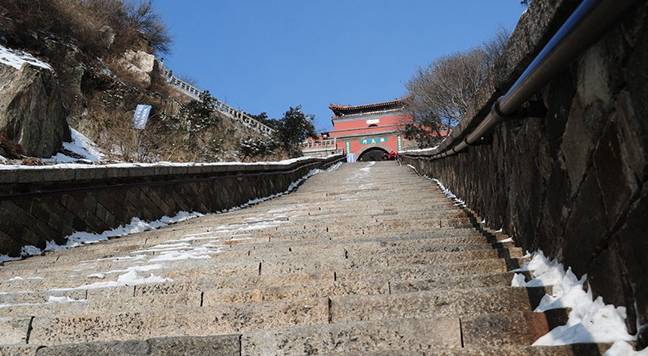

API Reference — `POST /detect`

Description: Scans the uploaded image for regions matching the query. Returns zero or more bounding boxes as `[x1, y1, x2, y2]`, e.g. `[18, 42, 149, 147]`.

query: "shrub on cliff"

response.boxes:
[1, 0, 171, 57]
[239, 137, 277, 161]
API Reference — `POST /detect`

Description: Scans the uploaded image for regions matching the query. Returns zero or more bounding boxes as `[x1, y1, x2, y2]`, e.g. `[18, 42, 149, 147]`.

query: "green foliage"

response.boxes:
[248, 112, 280, 130]
[273, 106, 316, 157]
[162, 91, 219, 134]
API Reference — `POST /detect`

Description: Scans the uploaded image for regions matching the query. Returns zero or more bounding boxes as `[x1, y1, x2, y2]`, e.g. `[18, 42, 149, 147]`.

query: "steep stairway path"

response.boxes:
[0, 162, 605, 355]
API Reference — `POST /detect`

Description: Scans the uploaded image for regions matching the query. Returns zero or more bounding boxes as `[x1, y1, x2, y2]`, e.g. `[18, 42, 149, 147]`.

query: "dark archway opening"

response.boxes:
[358, 147, 389, 161]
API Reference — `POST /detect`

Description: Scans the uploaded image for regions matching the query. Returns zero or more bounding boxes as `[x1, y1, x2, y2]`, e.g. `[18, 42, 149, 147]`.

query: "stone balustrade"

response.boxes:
[158, 62, 274, 137]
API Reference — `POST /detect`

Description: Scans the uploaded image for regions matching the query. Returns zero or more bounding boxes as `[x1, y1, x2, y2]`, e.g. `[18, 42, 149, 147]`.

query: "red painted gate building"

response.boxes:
[329, 99, 414, 161]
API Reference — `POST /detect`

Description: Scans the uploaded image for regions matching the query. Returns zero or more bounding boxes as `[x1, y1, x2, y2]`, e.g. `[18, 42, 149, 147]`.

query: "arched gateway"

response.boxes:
[357, 147, 389, 161]
[328, 99, 416, 161]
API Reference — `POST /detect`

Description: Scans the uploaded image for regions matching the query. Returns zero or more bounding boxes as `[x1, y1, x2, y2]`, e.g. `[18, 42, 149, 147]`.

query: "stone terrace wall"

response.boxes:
[403, 0, 648, 339]
[0, 155, 344, 258]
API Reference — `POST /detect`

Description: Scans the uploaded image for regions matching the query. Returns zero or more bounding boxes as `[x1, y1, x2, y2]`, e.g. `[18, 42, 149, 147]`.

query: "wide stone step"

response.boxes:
[0, 229, 495, 275]
[241, 316, 461, 355]
[28, 298, 329, 346]
[0, 252, 518, 295]
[330, 287, 542, 322]
[6, 287, 548, 346]
[1, 335, 241, 355]
[0, 272, 524, 318]
[461, 310, 570, 347]
[328, 344, 612, 355]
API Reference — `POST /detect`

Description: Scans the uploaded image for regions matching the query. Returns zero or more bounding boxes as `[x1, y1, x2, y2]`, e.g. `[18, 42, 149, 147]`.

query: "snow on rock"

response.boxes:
[511, 251, 636, 346]
[0, 44, 52, 71]
[48, 128, 105, 163]
[0, 154, 6, 164]
[605, 341, 648, 356]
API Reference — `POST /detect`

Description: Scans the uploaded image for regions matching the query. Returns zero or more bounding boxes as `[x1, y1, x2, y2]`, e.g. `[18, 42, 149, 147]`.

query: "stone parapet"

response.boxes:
[0, 155, 344, 258]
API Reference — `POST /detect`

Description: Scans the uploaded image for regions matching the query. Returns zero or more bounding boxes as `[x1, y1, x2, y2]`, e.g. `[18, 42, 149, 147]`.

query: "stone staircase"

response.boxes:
[0, 162, 609, 355]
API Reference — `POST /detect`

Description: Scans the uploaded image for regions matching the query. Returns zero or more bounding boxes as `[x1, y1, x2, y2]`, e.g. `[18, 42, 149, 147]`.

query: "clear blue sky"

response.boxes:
[155, 1, 524, 132]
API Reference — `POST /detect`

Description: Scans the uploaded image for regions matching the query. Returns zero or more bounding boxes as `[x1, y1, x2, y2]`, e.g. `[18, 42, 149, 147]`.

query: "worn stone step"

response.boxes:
[27, 335, 240, 356]
[330, 287, 544, 323]
[461, 310, 570, 347]
[241, 316, 461, 355]
[337, 259, 510, 284]
[0, 254, 514, 295]
[0, 271, 527, 319]
[0, 229, 494, 275]
[327, 344, 613, 355]
[28, 297, 329, 346]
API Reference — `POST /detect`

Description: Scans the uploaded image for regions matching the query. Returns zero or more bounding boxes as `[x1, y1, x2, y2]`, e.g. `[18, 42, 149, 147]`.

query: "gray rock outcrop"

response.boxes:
[0, 62, 70, 157]
[117, 50, 155, 88]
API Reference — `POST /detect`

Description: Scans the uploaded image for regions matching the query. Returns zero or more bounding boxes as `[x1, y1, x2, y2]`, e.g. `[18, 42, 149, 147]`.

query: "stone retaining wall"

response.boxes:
[403, 1, 648, 339]
[0, 155, 344, 258]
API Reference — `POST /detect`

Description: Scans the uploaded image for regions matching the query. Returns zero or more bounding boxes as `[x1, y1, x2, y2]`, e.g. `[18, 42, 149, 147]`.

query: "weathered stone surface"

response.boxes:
[0, 62, 70, 157]
[117, 50, 155, 88]
[36, 335, 240, 356]
[0, 317, 30, 345]
[241, 317, 461, 355]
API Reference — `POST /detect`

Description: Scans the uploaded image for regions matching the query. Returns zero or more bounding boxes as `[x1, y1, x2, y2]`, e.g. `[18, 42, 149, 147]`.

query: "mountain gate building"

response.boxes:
[329, 99, 414, 161]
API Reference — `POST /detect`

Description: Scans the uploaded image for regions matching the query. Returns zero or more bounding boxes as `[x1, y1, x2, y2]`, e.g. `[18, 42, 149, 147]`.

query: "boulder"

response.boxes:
[98, 25, 115, 50]
[117, 50, 156, 88]
[0, 62, 70, 157]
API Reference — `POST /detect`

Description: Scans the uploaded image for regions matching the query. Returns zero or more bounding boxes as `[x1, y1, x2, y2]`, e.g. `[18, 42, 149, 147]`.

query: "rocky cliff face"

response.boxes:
[0, 49, 70, 157]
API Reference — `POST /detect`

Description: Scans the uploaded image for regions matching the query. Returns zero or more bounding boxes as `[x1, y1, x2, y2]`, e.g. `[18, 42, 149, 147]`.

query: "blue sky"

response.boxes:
[156, 1, 524, 132]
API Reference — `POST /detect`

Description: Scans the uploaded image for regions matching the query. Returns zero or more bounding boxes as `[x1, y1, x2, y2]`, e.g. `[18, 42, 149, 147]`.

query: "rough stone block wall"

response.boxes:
[0, 155, 343, 258]
[404, 1, 648, 338]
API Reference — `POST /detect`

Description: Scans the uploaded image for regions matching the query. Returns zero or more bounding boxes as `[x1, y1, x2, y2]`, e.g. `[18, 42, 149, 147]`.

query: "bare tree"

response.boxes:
[125, 0, 172, 54]
[404, 29, 510, 146]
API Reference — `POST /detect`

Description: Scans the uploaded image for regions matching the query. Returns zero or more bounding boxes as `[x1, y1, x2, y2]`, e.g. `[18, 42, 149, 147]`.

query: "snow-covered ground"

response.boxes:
[0, 44, 52, 71]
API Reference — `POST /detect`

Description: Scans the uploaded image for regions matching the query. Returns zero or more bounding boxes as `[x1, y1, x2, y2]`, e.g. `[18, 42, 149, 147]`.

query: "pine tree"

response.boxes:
[273, 106, 316, 157]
